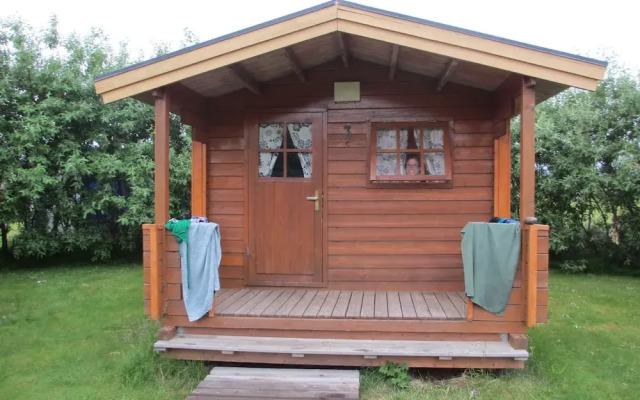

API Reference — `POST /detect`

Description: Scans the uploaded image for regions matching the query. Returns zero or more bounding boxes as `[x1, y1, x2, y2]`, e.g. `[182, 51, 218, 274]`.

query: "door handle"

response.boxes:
[306, 190, 320, 211]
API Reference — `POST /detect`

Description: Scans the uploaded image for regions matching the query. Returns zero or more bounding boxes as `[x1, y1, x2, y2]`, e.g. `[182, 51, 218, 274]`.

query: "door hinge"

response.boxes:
[246, 246, 250, 258]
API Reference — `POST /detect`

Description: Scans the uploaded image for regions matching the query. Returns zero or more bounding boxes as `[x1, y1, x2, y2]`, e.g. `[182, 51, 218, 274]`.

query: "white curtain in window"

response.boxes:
[376, 153, 398, 175]
[376, 129, 397, 175]
[258, 123, 284, 177]
[399, 128, 421, 149]
[287, 123, 313, 178]
[423, 128, 444, 149]
[425, 153, 446, 175]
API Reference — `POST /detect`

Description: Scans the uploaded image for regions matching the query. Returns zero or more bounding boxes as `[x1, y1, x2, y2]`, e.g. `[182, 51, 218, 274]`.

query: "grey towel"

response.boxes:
[462, 222, 521, 316]
[180, 222, 221, 321]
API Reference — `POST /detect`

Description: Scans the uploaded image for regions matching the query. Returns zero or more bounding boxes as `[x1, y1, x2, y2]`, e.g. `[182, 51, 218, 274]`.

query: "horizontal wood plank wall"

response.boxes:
[201, 58, 495, 293]
[208, 121, 246, 289]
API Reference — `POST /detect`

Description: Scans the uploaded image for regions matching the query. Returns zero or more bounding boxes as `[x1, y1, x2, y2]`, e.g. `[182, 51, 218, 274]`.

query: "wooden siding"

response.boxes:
[205, 58, 495, 292]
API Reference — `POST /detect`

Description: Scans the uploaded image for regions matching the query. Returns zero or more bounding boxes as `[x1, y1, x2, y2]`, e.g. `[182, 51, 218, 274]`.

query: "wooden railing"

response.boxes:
[142, 224, 164, 320]
[524, 224, 550, 327]
[465, 223, 550, 326]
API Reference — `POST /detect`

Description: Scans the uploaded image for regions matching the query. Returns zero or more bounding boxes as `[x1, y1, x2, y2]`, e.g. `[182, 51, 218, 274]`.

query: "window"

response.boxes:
[258, 122, 312, 178]
[369, 122, 452, 185]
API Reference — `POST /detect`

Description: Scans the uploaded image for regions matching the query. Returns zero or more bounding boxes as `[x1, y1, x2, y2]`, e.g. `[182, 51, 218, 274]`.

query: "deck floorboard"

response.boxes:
[212, 288, 466, 320]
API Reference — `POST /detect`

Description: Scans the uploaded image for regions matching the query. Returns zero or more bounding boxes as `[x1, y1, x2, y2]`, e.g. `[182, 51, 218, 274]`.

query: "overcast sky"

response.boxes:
[3, 0, 639, 75]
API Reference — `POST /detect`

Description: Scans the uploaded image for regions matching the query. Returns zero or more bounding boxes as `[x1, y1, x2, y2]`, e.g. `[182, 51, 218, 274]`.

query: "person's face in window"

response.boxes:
[405, 157, 420, 175]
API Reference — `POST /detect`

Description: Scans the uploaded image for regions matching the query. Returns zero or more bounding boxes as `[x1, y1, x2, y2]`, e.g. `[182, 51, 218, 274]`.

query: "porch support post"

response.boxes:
[191, 126, 208, 218]
[493, 121, 511, 218]
[153, 88, 171, 225]
[519, 77, 536, 224]
[520, 77, 537, 327]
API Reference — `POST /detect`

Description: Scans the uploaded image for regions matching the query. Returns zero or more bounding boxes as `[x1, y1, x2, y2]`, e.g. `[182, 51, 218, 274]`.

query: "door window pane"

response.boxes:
[288, 123, 312, 149]
[259, 152, 283, 177]
[259, 123, 285, 149]
[287, 152, 312, 178]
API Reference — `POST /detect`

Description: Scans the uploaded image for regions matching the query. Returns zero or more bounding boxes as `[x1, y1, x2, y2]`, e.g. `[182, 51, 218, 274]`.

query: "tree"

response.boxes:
[512, 61, 640, 270]
[0, 17, 192, 262]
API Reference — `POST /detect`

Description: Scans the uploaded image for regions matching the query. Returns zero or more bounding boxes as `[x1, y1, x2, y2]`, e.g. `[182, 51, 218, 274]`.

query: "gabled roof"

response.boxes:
[94, 0, 607, 104]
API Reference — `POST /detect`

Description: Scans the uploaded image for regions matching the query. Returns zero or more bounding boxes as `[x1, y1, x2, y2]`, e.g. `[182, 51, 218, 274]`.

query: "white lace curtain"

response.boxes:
[287, 123, 313, 178]
[376, 128, 445, 176]
[424, 128, 445, 175]
[258, 123, 284, 177]
[376, 129, 397, 175]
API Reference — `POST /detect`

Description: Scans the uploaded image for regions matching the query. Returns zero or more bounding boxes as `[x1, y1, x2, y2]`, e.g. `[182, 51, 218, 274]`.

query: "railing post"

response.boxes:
[525, 222, 539, 327]
[148, 224, 164, 320]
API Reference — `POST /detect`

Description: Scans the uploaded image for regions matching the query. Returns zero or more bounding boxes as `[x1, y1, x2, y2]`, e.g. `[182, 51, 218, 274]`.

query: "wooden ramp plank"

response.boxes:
[188, 367, 360, 400]
[360, 291, 375, 319]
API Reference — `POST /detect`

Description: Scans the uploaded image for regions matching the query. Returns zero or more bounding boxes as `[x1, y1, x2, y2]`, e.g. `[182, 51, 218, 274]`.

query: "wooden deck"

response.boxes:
[213, 288, 466, 320]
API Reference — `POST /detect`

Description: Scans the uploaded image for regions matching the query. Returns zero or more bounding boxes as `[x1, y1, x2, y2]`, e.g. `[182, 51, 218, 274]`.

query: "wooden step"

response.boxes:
[156, 334, 529, 361]
[186, 366, 360, 399]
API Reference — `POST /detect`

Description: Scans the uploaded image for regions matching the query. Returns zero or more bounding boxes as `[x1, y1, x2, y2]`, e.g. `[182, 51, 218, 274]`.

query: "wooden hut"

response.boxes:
[94, 1, 606, 368]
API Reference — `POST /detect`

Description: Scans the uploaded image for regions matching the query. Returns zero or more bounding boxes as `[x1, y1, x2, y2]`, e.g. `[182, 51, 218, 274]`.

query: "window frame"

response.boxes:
[367, 120, 453, 188]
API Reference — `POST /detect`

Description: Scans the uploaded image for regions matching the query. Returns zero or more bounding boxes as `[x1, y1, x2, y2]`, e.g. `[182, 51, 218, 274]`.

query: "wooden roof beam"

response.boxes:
[283, 47, 306, 82]
[165, 83, 209, 116]
[227, 64, 261, 95]
[336, 32, 350, 68]
[437, 59, 458, 92]
[388, 45, 400, 80]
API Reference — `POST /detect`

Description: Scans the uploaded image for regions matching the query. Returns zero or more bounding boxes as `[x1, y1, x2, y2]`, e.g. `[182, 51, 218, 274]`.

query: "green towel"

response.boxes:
[166, 219, 191, 287]
[462, 222, 521, 316]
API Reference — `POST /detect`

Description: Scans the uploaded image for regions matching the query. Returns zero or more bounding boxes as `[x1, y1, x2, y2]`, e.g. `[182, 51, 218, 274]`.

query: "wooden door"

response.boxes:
[247, 112, 324, 286]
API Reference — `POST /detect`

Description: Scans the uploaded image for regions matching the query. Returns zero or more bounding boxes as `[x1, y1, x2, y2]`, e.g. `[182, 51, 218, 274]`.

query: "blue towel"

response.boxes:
[179, 222, 221, 321]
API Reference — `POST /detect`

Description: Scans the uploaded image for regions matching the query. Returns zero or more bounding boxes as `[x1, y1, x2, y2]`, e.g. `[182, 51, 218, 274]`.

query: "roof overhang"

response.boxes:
[94, 1, 607, 105]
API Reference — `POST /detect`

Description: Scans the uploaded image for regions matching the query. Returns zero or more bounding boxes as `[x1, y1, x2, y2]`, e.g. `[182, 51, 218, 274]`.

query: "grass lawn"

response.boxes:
[0, 264, 207, 400]
[1, 265, 639, 399]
